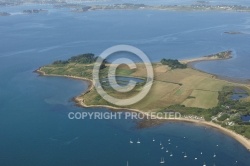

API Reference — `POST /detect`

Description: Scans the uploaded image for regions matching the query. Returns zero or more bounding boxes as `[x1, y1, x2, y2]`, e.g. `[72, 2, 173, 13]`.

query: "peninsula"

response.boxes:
[37, 51, 250, 149]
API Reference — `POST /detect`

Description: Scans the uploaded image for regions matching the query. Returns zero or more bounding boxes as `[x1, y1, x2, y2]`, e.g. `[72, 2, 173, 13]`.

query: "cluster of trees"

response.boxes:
[53, 53, 97, 65]
[53, 60, 69, 65]
[218, 86, 250, 115]
[215, 86, 250, 134]
[52, 53, 107, 69]
[68, 53, 96, 64]
[160, 59, 187, 69]
[217, 114, 230, 121]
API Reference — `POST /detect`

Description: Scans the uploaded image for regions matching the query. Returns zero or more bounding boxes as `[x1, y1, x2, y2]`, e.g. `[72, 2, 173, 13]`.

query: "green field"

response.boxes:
[39, 61, 244, 110]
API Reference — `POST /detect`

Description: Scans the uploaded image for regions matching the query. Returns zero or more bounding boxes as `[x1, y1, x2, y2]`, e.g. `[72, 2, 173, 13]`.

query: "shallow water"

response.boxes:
[241, 115, 250, 122]
[230, 88, 249, 100]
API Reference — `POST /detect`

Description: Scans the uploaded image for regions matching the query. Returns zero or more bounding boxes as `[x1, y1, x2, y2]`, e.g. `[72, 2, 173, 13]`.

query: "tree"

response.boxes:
[160, 59, 187, 69]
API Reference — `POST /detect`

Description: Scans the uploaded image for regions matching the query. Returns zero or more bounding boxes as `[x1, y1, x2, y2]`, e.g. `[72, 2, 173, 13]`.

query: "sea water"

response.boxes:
[0, 4, 250, 166]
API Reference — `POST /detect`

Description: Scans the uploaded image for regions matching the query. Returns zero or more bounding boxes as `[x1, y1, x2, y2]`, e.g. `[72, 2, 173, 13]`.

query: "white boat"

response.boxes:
[170, 153, 173, 157]
[129, 139, 133, 144]
[160, 142, 162, 146]
[161, 146, 164, 150]
[153, 138, 155, 142]
[201, 152, 203, 155]
[137, 139, 141, 144]
[194, 158, 198, 160]
[184, 153, 187, 158]
[203, 162, 206, 166]
[166, 149, 169, 153]
[168, 139, 171, 142]
[213, 153, 216, 158]
[160, 157, 165, 164]
[127, 161, 129, 166]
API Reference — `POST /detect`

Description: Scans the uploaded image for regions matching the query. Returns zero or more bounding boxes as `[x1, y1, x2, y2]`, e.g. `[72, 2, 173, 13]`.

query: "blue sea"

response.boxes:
[0, 3, 250, 166]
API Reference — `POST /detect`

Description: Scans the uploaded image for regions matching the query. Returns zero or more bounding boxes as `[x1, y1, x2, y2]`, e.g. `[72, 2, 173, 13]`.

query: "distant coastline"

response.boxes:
[1, 1, 250, 13]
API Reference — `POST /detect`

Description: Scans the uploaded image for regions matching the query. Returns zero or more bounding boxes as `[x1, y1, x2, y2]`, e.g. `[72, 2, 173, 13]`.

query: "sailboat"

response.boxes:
[213, 153, 216, 158]
[129, 139, 133, 144]
[137, 138, 141, 144]
[160, 157, 165, 164]
[184, 153, 187, 158]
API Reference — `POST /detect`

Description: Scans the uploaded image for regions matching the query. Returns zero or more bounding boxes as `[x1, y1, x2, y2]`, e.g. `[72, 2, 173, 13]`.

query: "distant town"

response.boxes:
[72, 3, 250, 13]
[1, 0, 250, 15]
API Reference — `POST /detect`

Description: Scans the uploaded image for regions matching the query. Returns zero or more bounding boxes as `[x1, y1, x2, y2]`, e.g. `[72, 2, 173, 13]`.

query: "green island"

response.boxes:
[37, 50, 250, 149]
